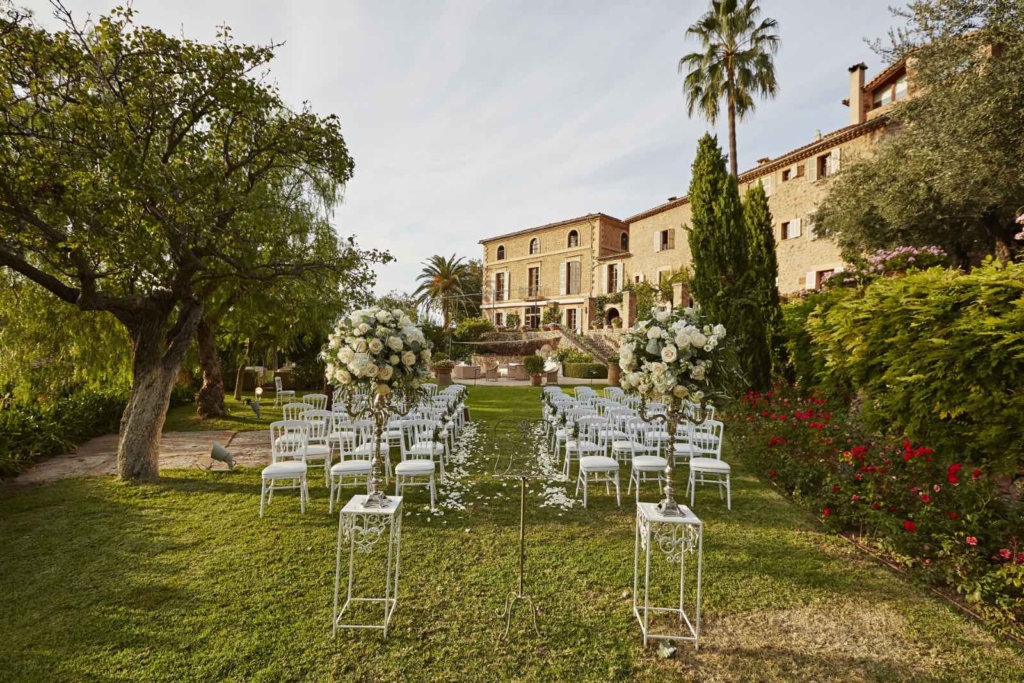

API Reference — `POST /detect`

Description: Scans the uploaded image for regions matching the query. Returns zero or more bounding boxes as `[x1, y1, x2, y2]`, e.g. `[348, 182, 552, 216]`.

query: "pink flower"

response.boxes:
[933, 484, 941, 492]
[920, 494, 931, 504]
[999, 548, 1012, 560]
[966, 536, 978, 546]
[851, 494, 860, 501]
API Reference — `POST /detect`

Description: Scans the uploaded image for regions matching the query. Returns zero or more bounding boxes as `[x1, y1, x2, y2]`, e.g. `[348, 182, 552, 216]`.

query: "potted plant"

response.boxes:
[523, 354, 545, 387]
[431, 359, 456, 387]
[506, 312, 521, 330]
[611, 316, 623, 329]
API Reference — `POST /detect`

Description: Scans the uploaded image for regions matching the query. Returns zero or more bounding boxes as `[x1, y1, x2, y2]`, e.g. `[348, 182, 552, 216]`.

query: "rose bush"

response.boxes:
[729, 384, 1023, 636]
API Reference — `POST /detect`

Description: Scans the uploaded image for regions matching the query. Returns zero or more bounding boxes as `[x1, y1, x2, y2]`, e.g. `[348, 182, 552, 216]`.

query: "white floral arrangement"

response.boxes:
[618, 306, 729, 405]
[323, 307, 432, 395]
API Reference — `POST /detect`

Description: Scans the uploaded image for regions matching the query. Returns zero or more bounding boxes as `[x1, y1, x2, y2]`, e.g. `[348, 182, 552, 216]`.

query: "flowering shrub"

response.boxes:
[323, 307, 431, 396]
[730, 385, 1023, 635]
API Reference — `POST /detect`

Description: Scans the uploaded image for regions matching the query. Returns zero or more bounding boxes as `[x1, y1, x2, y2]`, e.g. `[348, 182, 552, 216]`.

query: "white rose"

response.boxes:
[661, 345, 678, 363]
[387, 336, 403, 352]
[336, 369, 351, 385]
[690, 332, 708, 349]
[422, 349, 432, 362]
[691, 365, 706, 381]
[655, 309, 670, 323]
[353, 338, 368, 353]
[402, 351, 417, 366]
[338, 347, 354, 364]
[376, 310, 392, 323]
[358, 323, 370, 336]
[390, 354, 400, 365]
[713, 324, 726, 338]
[376, 383, 391, 396]
[368, 338, 384, 355]
[647, 326, 662, 340]
[329, 336, 341, 349]
[378, 365, 394, 381]
[673, 385, 689, 398]
[365, 363, 379, 378]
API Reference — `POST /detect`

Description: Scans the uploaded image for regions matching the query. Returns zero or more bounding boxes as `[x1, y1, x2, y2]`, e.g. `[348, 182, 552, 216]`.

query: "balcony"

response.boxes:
[482, 284, 568, 304]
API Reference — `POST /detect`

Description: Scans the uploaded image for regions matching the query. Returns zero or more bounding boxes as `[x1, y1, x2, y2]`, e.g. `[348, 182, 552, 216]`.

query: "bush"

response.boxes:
[454, 317, 494, 343]
[0, 389, 126, 479]
[799, 260, 1024, 477]
[523, 355, 545, 375]
[729, 385, 1023, 635]
[542, 303, 561, 325]
[562, 363, 607, 380]
[555, 348, 593, 364]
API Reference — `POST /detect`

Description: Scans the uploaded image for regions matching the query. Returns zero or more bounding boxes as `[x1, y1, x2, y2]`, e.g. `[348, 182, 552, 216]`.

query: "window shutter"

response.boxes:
[832, 147, 842, 174]
[806, 270, 818, 290]
[653, 231, 661, 253]
[668, 229, 676, 249]
[806, 215, 817, 240]
[615, 264, 622, 291]
[792, 218, 802, 239]
[506, 271, 511, 299]
[809, 157, 818, 182]
[763, 176, 772, 196]
[559, 261, 567, 296]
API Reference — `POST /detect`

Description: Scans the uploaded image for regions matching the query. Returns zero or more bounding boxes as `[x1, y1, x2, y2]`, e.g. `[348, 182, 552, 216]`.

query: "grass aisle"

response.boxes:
[1, 386, 1021, 682]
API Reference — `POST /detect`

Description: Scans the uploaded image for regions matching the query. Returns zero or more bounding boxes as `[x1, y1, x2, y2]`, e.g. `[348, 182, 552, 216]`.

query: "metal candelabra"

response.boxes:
[637, 397, 711, 516]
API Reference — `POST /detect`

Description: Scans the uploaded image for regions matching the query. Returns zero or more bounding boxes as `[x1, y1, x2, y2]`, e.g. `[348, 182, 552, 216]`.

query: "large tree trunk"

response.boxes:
[232, 338, 253, 401]
[117, 302, 202, 482]
[196, 317, 227, 419]
[727, 90, 738, 178]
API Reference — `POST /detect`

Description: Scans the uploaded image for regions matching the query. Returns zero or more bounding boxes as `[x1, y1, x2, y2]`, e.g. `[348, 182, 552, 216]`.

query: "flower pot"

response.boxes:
[436, 370, 452, 387]
[530, 374, 542, 386]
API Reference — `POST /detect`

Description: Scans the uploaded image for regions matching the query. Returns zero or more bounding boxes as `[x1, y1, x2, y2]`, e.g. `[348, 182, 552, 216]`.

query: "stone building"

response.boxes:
[480, 57, 912, 331]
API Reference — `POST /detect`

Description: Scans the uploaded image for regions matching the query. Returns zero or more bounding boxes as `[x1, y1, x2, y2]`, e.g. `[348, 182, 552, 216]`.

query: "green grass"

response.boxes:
[2, 386, 1021, 682]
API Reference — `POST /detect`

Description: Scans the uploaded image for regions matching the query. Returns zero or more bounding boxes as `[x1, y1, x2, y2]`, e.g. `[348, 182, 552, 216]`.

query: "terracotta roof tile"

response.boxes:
[479, 212, 625, 244]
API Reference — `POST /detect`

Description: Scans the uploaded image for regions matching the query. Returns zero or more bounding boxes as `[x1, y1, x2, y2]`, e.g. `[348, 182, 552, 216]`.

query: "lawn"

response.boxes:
[1, 386, 1021, 682]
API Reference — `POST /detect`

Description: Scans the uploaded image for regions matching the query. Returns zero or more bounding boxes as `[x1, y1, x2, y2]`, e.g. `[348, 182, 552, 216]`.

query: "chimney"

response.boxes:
[813, 129, 822, 142]
[848, 63, 867, 126]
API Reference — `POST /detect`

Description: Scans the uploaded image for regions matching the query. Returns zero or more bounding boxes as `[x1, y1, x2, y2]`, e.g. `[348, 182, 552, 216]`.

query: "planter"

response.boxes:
[436, 370, 452, 387]
[607, 363, 621, 387]
[545, 370, 559, 385]
[530, 374, 542, 386]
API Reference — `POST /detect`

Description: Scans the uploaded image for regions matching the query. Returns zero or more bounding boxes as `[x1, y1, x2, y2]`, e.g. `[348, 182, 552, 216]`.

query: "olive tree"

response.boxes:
[0, 4, 359, 480]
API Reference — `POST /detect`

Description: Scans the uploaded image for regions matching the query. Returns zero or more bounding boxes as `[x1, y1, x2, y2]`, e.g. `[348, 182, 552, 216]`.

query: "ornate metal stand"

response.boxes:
[637, 399, 711, 516]
[333, 494, 404, 639]
[491, 419, 547, 639]
[633, 502, 703, 649]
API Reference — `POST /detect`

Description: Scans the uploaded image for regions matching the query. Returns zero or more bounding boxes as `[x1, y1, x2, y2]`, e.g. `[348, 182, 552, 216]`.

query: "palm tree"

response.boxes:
[679, 0, 780, 178]
[413, 254, 469, 329]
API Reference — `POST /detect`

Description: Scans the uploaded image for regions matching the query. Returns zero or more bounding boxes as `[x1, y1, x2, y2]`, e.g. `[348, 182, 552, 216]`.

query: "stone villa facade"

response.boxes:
[480, 57, 911, 332]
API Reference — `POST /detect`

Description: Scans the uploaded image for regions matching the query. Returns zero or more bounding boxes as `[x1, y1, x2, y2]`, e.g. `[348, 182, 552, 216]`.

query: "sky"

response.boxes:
[26, 0, 903, 295]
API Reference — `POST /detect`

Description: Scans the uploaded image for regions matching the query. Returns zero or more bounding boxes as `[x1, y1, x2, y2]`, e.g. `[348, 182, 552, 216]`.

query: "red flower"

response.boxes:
[851, 494, 860, 501]
[822, 508, 831, 517]
[971, 469, 982, 481]
[920, 494, 931, 504]
[948, 512, 960, 520]
[850, 445, 869, 461]
[872, 502, 882, 510]
[769, 470, 777, 479]
[903, 520, 916, 533]
[889, 505, 898, 513]
[768, 436, 787, 448]
[947, 463, 962, 485]
[832, 485, 841, 493]
[966, 536, 978, 546]
[999, 548, 1012, 560]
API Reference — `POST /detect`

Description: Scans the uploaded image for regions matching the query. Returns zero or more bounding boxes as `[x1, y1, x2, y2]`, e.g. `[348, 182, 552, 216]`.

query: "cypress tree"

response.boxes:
[743, 181, 782, 389]
[686, 134, 757, 384]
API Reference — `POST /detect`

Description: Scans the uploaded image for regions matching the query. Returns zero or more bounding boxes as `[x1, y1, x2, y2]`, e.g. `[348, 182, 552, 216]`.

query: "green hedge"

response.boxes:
[785, 260, 1024, 476]
[562, 363, 608, 380]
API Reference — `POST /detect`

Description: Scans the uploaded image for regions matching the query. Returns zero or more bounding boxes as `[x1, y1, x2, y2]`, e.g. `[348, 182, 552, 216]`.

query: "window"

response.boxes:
[607, 264, 619, 293]
[527, 266, 540, 298]
[565, 261, 582, 295]
[762, 175, 772, 196]
[567, 230, 579, 248]
[529, 238, 540, 255]
[494, 311, 504, 327]
[815, 270, 835, 289]
[873, 84, 893, 109]
[620, 232, 629, 251]
[782, 168, 792, 182]
[565, 308, 578, 331]
[494, 272, 506, 301]
[496, 245, 505, 261]
[894, 75, 908, 102]
[656, 229, 675, 252]
[781, 218, 802, 240]
[525, 305, 541, 330]
[817, 153, 831, 178]
[795, 164, 806, 178]
[635, 275, 642, 284]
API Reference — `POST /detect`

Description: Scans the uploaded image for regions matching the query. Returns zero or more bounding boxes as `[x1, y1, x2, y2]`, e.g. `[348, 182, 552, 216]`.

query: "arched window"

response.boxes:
[567, 230, 579, 248]
[496, 245, 505, 260]
[529, 237, 540, 255]
[620, 231, 629, 251]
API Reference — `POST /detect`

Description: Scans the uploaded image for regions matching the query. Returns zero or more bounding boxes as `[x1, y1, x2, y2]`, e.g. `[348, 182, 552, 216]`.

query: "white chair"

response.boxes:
[396, 420, 439, 511]
[273, 376, 295, 407]
[261, 420, 310, 517]
[349, 419, 392, 485]
[421, 383, 438, 398]
[282, 402, 308, 421]
[623, 419, 668, 502]
[686, 420, 730, 510]
[302, 393, 328, 411]
[574, 419, 620, 508]
[563, 415, 604, 477]
[299, 409, 334, 486]
[328, 418, 372, 513]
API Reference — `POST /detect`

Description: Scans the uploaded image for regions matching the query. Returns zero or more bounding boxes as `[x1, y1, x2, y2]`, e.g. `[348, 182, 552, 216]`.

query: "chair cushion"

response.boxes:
[305, 445, 331, 458]
[409, 443, 444, 456]
[580, 455, 619, 471]
[331, 460, 371, 474]
[611, 440, 640, 450]
[632, 455, 668, 470]
[566, 440, 603, 452]
[263, 461, 307, 477]
[689, 457, 730, 473]
[328, 431, 357, 441]
[395, 460, 435, 475]
[352, 443, 389, 456]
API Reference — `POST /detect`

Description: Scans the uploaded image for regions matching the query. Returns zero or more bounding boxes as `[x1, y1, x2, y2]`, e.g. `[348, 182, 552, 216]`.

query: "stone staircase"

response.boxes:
[557, 328, 616, 365]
